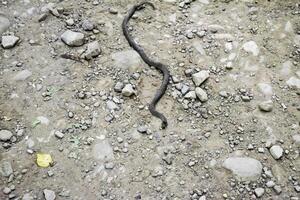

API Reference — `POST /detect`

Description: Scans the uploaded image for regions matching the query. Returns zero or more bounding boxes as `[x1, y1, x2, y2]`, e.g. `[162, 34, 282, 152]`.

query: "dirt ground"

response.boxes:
[0, 0, 300, 199]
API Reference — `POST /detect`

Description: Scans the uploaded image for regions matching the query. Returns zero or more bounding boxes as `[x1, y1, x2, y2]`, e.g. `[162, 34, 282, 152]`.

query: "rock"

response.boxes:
[273, 185, 282, 194]
[54, 131, 64, 139]
[286, 77, 300, 90]
[184, 91, 196, 99]
[106, 100, 119, 111]
[3, 187, 11, 194]
[22, 193, 34, 200]
[65, 18, 74, 26]
[82, 19, 94, 31]
[270, 145, 283, 160]
[266, 180, 275, 188]
[0, 130, 13, 141]
[13, 69, 32, 81]
[257, 83, 273, 97]
[258, 100, 273, 112]
[104, 162, 115, 169]
[243, 41, 259, 56]
[223, 157, 262, 181]
[111, 50, 142, 72]
[195, 87, 208, 102]
[114, 82, 124, 92]
[122, 84, 135, 97]
[254, 187, 265, 198]
[0, 161, 13, 177]
[292, 134, 300, 145]
[192, 70, 210, 86]
[92, 140, 114, 160]
[61, 30, 84, 47]
[1, 35, 19, 49]
[0, 14, 10, 35]
[43, 189, 56, 200]
[85, 41, 101, 60]
[137, 126, 147, 134]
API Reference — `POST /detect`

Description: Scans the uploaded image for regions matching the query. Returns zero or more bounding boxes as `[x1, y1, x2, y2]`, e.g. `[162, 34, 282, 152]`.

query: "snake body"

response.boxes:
[122, 2, 170, 129]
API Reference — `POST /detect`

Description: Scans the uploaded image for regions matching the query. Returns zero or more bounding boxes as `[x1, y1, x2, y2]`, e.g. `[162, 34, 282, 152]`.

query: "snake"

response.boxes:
[122, 1, 170, 129]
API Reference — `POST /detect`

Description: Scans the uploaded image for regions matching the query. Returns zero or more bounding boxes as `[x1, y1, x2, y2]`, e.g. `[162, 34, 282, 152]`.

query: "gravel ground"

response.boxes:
[0, 0, 300, 199]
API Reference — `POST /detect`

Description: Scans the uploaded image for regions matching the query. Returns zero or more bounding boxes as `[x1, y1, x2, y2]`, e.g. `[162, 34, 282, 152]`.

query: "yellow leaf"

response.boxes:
[36, 153, 53, 168]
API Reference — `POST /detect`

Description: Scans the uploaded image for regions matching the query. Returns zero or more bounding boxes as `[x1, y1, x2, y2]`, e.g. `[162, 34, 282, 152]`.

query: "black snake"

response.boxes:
[122, 2, 170, 129]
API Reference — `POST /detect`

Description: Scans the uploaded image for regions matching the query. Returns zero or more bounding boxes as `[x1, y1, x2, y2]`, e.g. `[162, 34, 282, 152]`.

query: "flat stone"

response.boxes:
[258, 100, 273, 112]
[1, 35, 19, 49]
[192, 70, 210, 86]
[92, 140, 114, 160]
[0, 161, 13, 177]
[114, 82, 124, 93]
[43, 189, 56, 200]
[286, 77, 300, 90]
[122, 84, 135, 97]
[184, 91, 196, 99]
[111, 50, 142, 72]
[22, 193, 34, 200]
[254, 187, 265, 198]
[54, 131, 64, 139]
[0, 14, 10, 35]
[0, 130, 13, 141]
[223, 157, 262, 181]
[13, 69, 32, 81]
[61, 30, 84, 47]
[243, 41, 259, 56]
[270, 145, 283, 160]
[195, 87, 208, 102]
[85, 41, 101, 60]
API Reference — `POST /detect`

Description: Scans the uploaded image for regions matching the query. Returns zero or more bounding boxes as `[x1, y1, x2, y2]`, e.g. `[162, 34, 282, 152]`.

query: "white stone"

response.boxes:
[192, 70, 210, 86]
[54, 131, 64, 139]
[254, 188, 265, 198]
[199, 0, 210, 4]
[223, 157, 262, 181]
[85, 41, 101, 60]
[195, 87, 208, 102]
[270, 145, 283, 160]
[43, 189, 56, 200]
[122, 84, 135, 97]
[1, 35, 19, 49]
[286, 77, 300, 90]
[0, 130, 13, 141]
[111, 50, 142, 72]
[61, 30, 84, 47]
[243, 41, 259, 56]
[257, 83, 273, 97]
[13, 70, 32, 81]
[184, 91, 196, 99]
[106, 100, 119, 111]
[258, 100, 273, 112]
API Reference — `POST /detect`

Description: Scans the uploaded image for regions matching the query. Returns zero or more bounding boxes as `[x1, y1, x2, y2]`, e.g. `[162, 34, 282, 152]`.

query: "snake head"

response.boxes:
[161, 121, 168, 129]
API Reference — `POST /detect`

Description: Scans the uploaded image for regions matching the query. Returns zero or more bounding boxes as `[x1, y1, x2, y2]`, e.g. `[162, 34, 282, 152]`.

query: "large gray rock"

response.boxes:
[195, 87, 208, 102]
[1, 35, 19, 49]
[0, 130, 13, 141]
[286, 77, 300, 90]
[13, 69, 32, 81]
[0, 161, 13, 177]
[61, 30, 84, 47]
[192, 70, 210, 86]
[270, 145, 283, 160]
[0, 14, 10, 35]
[85, 41, 101, 60]
[223, 157, 262, 181]
[43, 189, 56, 200]
[111, 50, 142, 72]
[122, 84, 135, 97]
